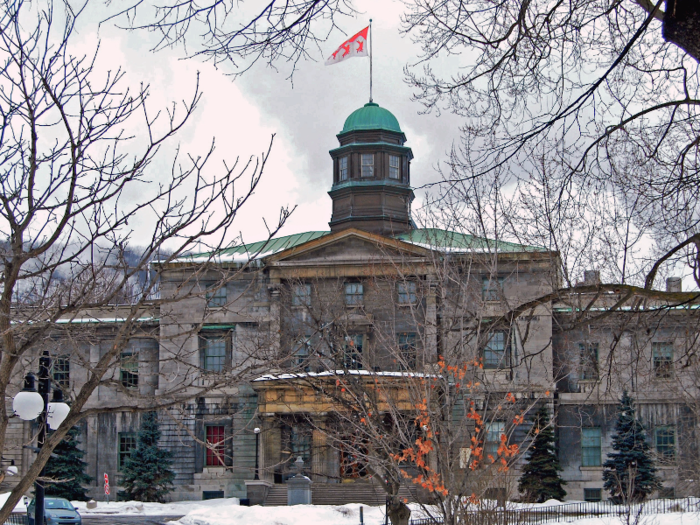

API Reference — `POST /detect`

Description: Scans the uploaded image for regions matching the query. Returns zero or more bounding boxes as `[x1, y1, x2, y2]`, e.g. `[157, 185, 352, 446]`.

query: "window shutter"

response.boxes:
[194, 418, 204, 472]
[225, 421, 234, 467]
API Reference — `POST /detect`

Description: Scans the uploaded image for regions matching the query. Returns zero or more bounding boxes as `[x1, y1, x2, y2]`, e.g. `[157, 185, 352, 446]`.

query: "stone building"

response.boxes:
[6, 102, 699, 504]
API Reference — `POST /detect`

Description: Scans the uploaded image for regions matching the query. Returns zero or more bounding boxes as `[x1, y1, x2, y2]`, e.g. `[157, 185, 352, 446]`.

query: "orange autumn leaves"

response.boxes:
[391, 388, 524, 499]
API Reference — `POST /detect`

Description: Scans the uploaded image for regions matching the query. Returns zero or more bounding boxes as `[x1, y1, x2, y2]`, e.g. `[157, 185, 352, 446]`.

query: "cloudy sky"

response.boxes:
[75, 0, 464, 246]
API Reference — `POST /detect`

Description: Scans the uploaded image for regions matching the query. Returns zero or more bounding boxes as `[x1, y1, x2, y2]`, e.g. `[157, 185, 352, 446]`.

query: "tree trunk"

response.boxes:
[388, 496, 411, 525]
[663, 0, 700, 62]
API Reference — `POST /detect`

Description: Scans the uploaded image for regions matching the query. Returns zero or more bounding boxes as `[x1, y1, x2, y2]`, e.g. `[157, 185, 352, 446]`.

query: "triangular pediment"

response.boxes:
[265, 228, 433, 265]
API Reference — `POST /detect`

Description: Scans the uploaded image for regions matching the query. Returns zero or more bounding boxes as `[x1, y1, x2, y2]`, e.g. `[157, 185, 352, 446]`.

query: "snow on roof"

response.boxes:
[55, 316, 158, 324]
[254, 370, 436, 381]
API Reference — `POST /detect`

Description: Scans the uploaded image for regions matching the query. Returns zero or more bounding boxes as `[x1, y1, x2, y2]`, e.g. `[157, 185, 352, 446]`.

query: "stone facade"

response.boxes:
[5, 102, 699, 505]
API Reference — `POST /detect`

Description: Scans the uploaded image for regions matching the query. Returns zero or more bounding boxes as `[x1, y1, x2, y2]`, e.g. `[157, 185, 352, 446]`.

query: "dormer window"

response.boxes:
[339, 156, 349, 181]
[389, 155, 400, 179]
[361, 154, 374, 177]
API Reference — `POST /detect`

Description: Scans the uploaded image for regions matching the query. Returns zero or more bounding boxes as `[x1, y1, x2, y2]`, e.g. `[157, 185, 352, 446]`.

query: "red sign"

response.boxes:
[104, 473, 110, 495]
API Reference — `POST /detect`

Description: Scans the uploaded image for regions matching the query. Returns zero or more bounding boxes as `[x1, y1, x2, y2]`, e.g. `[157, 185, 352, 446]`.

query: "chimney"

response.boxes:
[583, 270, 600, 286]
[666, 277, 682, 293]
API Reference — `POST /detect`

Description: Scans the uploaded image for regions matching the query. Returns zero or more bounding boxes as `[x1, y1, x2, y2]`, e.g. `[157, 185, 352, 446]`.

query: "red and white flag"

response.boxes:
[325, 26, 369, 66]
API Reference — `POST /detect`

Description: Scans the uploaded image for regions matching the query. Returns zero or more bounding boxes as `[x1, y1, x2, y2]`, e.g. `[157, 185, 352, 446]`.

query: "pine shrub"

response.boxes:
[602, 391, 661, 503]
[118, 412, 175, 502]
[44, 425, 93, 501]
[518, 405, 567, 502]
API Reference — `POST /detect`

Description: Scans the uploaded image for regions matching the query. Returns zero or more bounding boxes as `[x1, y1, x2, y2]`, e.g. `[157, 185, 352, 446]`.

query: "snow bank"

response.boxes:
[175, 503, 388, 525]
[172, 503, 700, 525]
[72, 497, 239, 516]
[0, 492, 28, 513]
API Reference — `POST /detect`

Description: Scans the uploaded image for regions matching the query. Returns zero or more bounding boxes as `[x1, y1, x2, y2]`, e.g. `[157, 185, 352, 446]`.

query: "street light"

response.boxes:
[254, 427, 261, 480]
[12, 351, 70, 525]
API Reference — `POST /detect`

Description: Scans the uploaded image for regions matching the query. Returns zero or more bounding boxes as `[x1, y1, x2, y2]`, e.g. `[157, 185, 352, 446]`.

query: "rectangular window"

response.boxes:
[339, 156, 349, 181]
[118, 432, 137, 470]
[397, 332, 417, 370]
[52, 355, 70, 389]
[293, 340, 311, 371]
[584, 488, 602, 502]
[345, 282, 364, 306]
[205, 425, 226, 466]
[120, 351, 138, 389]
[344, 334, 364, 370]
[292, 284, 311, 307]
[485, 421, 505, 459]
[483, 330, 510, 369]
[206, 283, 227, 308]
[361, 154, 374, 177]
[397, 281, 417, 304]
[655, 426, 676, 461]
[389, 155, 400, 179]
[579, 343, 599, 380]
[658, 487, 675, 499]
[482, 276, 505, 301]
[291, 425, 312, 465]
[201, 334, 228, 373]
[203, 491, 224, 500]
[653, 342, 674, 379]
[581, 427, 602, 467]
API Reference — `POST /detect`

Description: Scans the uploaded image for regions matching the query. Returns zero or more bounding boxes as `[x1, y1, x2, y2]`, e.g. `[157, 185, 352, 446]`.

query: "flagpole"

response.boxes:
[369, 19, 373, 103]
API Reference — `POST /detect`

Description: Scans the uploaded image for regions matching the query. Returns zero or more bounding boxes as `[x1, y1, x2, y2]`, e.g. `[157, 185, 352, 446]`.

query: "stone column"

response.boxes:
[268, 283, 281, 358]
[262, 418, 280, 484]
[312, 419, 328, 482]
[425, 276, 438, 364]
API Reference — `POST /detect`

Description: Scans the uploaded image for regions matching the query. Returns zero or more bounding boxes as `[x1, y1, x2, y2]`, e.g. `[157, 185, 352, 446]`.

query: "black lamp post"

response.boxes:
[12, 351, 70, 525]
[254, 427, 261, 480]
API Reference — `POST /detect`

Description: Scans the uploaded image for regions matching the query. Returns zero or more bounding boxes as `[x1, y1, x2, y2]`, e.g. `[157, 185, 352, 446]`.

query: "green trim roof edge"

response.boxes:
[184, 227, 548, 260]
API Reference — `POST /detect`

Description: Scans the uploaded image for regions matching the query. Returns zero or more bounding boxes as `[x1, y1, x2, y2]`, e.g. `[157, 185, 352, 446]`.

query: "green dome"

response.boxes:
[341, 102, 402, 134]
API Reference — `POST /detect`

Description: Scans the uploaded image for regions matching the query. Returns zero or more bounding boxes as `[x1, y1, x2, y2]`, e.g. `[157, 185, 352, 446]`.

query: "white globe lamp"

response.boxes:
[47, 389, 70, 430]
[13, 374, 44, 421]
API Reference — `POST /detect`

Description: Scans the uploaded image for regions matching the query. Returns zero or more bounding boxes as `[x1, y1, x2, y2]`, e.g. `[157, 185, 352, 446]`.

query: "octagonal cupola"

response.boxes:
[328, 102, 415, 236]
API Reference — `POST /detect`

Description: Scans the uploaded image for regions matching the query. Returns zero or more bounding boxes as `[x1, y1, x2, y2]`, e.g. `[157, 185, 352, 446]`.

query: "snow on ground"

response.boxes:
[560, 515, 700, 525]
[2, 493, 700, 525]
[72, 497, 239, 516]
[170, 504, 700, 525]
[0, 492, 29, 513]
[174, 502, 389, 525]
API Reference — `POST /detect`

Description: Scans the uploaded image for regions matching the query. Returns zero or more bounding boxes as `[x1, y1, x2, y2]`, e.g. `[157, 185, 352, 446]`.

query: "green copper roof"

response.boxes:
[394, 229, 548, 253]
[177, 228, 547, 264]
[215, 231, 330, 257]
[341, 102, 402, 134]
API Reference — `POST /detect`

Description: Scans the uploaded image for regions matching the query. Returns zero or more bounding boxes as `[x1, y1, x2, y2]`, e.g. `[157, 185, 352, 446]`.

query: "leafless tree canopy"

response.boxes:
[0, 0, 289, 520]
[111, 0, 358, 77]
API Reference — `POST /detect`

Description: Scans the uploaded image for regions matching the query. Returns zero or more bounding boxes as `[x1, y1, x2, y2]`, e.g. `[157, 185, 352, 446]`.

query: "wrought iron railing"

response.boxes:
[3, 514, 27, 525]
[409, 497, 700, 525]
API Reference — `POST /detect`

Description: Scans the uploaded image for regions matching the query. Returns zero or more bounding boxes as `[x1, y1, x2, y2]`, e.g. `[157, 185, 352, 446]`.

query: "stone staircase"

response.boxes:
[263, 481, 419, 506]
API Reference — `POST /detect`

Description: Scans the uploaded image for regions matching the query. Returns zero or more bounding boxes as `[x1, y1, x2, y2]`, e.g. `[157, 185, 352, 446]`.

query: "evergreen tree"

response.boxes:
[602, 391, 661, 503]
[118, 412, 175, 502]
[44, 426, 93, 501]
[518, 405, 567, 502]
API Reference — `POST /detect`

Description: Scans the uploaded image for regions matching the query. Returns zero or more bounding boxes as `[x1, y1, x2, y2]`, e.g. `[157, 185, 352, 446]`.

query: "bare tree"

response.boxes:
[0, 0, 290, 520]
[110, 0, 359, 78]
[402, 0, 700, 290]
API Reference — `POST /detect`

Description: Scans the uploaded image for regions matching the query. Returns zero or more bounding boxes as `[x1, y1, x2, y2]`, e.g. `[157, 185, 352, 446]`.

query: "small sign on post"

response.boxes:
[104, 473, 110, 503]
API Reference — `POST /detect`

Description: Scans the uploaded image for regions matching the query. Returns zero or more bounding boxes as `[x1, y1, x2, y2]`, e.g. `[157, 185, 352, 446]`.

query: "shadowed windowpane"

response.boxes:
[581, 428, 601, 467]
